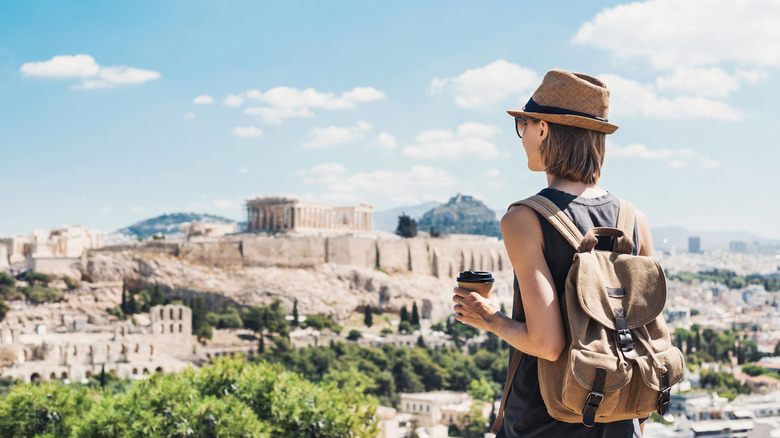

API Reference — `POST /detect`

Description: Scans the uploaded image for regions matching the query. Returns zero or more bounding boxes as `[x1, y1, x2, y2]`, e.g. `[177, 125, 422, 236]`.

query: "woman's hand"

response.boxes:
[452, 287, 502, 332]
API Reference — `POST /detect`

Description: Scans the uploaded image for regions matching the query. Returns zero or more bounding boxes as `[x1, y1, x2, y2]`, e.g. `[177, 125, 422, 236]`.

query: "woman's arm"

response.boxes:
[453, 204, 566, 362]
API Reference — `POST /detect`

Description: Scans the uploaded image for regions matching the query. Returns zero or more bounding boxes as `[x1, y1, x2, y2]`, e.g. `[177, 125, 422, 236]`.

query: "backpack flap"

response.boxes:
[574, 251, 667, 331]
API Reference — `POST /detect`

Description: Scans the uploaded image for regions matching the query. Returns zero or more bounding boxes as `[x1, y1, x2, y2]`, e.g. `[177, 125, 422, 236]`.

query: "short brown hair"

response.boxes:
[538, 121, 606, 184]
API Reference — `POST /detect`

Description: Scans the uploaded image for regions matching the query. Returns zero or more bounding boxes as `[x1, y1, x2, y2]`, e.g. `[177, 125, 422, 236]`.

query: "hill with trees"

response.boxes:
[417, 194, 501, 238]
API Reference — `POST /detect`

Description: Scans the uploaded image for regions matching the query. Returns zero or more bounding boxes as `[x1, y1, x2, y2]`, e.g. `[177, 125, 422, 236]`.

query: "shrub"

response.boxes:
[347, 330, 362, 341]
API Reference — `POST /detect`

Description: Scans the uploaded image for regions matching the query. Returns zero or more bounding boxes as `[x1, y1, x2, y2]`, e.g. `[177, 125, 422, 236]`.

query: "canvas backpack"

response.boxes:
[491, 195, 685, 433]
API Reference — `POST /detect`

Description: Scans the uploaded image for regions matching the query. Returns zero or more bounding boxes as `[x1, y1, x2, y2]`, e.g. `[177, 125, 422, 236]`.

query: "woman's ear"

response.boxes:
[538, 120, 549, 142]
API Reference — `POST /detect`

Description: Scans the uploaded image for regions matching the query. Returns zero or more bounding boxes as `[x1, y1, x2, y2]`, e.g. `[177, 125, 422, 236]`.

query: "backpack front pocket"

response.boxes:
[562, 348, 633, 420]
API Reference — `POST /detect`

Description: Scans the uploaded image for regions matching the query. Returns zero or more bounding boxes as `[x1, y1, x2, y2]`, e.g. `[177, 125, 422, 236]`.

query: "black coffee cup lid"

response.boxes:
[457, 270, 494, 283]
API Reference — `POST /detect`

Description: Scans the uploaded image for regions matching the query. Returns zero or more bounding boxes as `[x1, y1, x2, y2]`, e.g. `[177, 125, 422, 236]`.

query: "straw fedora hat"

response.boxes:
[507, 70, 618, 134]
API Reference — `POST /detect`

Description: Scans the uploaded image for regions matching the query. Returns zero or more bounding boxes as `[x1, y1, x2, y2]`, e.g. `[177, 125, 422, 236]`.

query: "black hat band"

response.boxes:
[523, 98, 608, 123]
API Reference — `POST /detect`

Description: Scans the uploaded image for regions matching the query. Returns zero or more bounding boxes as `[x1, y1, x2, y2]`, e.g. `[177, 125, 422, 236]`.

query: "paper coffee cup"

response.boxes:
[457, 270, 494, 298]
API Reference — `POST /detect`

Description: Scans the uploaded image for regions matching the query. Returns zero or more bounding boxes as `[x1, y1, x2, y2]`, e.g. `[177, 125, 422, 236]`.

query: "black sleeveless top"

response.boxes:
[497, 188, 641, 438]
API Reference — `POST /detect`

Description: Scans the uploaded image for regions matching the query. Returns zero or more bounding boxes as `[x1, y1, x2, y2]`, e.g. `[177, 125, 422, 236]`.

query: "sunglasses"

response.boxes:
[515, 117, 528, 138]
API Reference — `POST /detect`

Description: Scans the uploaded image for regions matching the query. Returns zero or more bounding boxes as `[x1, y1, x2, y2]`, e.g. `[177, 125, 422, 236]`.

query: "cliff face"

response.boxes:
[84, 235, 513, 322]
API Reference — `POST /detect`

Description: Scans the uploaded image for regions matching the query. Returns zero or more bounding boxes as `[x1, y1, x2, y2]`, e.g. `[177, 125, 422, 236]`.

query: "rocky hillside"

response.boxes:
[417, 194, 501, 238]
[117, 213, 243, 239]
[81, 251, 499, 323]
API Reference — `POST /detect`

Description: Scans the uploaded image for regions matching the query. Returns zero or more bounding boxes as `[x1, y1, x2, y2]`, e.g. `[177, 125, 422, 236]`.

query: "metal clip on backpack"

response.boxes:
[491, 195, 685, 433]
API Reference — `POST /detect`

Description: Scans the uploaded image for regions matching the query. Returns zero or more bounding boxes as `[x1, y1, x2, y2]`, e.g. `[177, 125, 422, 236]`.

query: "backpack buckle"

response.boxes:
[615, 329, 637, 359]
[657, 387, 675, 421]
[586, 391, 604, 408]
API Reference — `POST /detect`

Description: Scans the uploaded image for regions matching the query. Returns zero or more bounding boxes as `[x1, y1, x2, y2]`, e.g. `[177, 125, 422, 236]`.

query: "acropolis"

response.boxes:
[246, 197, 373, 233]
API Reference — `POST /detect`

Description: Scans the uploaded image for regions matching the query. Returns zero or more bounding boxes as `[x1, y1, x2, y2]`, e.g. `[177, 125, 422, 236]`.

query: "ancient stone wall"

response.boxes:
[108, 235, 512, 279]
[179, 242, 243, 267]
[242, 236, 327, 268]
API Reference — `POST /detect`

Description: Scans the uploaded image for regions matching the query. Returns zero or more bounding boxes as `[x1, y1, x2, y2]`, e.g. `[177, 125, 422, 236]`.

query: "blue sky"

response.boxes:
[2, 0, 780, 238]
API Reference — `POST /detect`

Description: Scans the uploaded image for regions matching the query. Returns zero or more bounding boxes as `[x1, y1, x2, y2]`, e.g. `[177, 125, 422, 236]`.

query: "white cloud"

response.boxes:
[655, 67, 768, 99]
[303, 121, 372, 149]
[607, 141, 696, 160]
[238, 167, 248, 173]
[403, 123, 501, 159]
[573, 0, 780, 70]
[429, 60, 539, 109]
[310, 163, 346, 174]
[21, 55, 160, 89]
[131, 206, 146, 212]
[232, 126, 264, 138]
[193, 95, 214, 105]
[238, 86, 385, 124]
[372, 132, 398, 150]
[183, 112, 196, 120]
[304, 165, 457, 207]
[482, 168, 501, 178]
[75, 66, 161, 90]
[20, 54, 99, 78]
[600, 74, 744, 121]
[223, 94, 244, 107]
[99, 207, 112, 215]
[243, 107, 313, 125]
[607, 140, 719, 169]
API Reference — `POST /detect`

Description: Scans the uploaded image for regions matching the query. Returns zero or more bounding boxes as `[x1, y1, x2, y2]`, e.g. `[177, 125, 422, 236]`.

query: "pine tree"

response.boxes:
[395, 214, 417, 238]
[258, 335, 265, 353]
[416, 334, 426, 348]
[411, 302, 420, 328]
[291, 299, 299, 327]
[364, 305, 373, 327]
[121, 287, 128, 315]
[400, 305, 409, 323]
[127, 291, 139, 315]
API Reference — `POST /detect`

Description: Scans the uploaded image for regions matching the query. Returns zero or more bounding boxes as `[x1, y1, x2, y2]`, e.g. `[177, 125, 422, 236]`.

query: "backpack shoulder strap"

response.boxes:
[508, 195, 583, 250]
[614, 198, 636, 253]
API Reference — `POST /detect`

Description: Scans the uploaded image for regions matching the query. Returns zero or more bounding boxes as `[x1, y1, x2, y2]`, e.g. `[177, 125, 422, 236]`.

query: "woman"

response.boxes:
[452, 70, 652, 437]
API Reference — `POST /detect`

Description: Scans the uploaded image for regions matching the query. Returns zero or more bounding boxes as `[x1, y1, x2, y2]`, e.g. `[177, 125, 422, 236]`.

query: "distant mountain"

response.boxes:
[373, 201, 440, 232]
[417, 194, 501, 238]
[652, 226, 780, 253]
[117, 213, 242, 239]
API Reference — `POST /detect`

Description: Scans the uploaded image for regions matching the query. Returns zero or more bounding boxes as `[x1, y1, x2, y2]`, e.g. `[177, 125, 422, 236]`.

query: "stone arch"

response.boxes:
[155, 366, 163, 373]
[169, 324, 174, 333]
[50, 372, 56, 380]
[178, 324, 183, 333]
[61, 372, 68, 379]
[169, 308, 174, 319]
[498, 254, 504, 271]
[30, 373, 41, 383]
[143, 368, 149, 375]
[160, 324, 165, 334]
[132, 368, 138, 375]
[85, 371, 92, 378]
[159, 308, 164, 319]
[179, 308, 183, 320]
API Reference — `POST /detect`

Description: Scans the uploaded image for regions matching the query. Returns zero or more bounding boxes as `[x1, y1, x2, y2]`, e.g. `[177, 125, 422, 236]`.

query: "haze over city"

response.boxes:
[2, 0, 780, 238]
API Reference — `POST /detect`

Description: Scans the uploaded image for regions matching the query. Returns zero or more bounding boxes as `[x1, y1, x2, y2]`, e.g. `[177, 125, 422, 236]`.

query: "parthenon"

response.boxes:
[246, 197, 373, 233]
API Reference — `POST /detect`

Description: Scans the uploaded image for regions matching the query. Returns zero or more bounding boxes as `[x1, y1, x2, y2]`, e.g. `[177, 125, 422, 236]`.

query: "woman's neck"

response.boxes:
[546, 174, 607, 198]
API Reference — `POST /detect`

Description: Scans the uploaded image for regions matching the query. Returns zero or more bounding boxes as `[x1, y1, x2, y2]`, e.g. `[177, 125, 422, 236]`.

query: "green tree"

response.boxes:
[398, 321, 413, 334]
[411, 302, 420, 328]
[395, 214, 417, 238]
[364, 305, 373, 327]
[196, 324, 213, 342]
[62, 275, 81, 291]
[468, 377, 494, 402]
[459, 403, 490, 438]
[0, 300, 8, 323]
[347, 330, 362, 341]
[400, 305, 409, 323]
[24, 271, 51, 286]
[291, 298, 299, 327]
